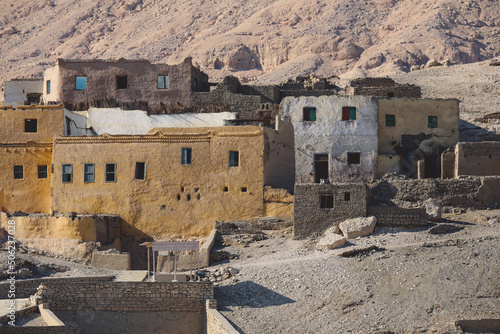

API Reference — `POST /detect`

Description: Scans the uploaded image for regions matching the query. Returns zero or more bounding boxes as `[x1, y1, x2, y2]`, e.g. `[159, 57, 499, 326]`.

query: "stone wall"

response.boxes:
[0, 276, 114, 299]
[41, 281, 213, 312]
[367, 206, 428, 227]
[369, 176, 500, 208]
[294, 183, 368, 238]
[455, 141, 500, 177]
[206, 300, 239, 334]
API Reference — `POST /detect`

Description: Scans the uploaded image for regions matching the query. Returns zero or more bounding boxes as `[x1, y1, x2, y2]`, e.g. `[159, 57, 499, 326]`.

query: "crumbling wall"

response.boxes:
[369, 176, 500, 208]
[294, 183, 368, 238]
[455, 141, 500, 177]
[348, 77, 422, 98]
[367, 206, 428, 227]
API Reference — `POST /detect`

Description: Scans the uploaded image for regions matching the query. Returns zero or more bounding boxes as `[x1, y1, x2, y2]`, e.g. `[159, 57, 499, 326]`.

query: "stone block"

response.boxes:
[339, 216, 377, 239]
[316, 227, 347, 250]
[424, 198, 442, 222]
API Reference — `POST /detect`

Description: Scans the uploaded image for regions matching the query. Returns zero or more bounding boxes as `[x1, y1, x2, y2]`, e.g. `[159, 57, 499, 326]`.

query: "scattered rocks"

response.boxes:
[200, 266, 240, 283]
[428, 223, 464, 235]
[426, 59, 441, 67]
[339, 216, 377, 239]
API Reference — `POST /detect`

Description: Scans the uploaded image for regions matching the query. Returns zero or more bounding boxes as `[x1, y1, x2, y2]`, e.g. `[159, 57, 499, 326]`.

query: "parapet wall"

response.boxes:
[42, 282, 213, 312]
[0, 276, 115, 299]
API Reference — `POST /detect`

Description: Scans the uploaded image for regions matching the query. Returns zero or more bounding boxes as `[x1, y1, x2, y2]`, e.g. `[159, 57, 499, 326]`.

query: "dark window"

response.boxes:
[105, 163, 116, 182]
[62, 164, 72, 183]
[344, 192, 351, 201]
[303, 107, 316, 121]
[25, 119, 37, 133]
[385, 114, 396, 127]
[116, 76, 128, 89]
[223, 186, 229, 192]
[347, 152, 361, 165]
[241, 187, 247, 192]
[229, 151, 239, 167]
[46, 80, 51, 94]
[26, 93, 41, 105]
[38, 165, 48, 179]
[135, 162, 145, 180]
[428, 116, 438, 128]
[158, 75, 169, 89]
[314, 154, 329, 183]
[75, 76, 87, 90]
[342, 107, 356, 121]
[84, 163, 95, 183]
[181, 148, 192, 165]
[320, 194, 334, 209]
[14, 165, 23, 179]
[387, 92, 395, 97]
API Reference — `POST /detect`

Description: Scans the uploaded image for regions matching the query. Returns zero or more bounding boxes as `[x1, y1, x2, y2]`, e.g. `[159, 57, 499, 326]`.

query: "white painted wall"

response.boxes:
[281, 95, 378, 183]
[3, 79, 43, 107]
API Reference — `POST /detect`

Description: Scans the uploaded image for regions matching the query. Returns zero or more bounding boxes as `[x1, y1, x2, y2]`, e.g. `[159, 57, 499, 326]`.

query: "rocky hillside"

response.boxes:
[0, 0, 499, 85]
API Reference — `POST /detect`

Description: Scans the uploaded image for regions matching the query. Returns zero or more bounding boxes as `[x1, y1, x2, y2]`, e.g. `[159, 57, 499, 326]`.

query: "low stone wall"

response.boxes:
[0, 276, 115, 299]
[206, 299, 239, 334]
[42, 281, 213, 312]
[368, 206, 428, 227]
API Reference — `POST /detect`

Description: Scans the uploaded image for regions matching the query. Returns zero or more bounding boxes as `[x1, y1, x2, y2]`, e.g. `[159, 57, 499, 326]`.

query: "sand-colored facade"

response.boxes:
[377, 98, 459, 178]
[50, 126, 292, 239]
[0, 104, 64, 213]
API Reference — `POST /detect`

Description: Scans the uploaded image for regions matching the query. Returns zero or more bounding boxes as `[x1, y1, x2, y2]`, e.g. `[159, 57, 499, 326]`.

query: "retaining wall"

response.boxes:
[42, 281, 213, 312]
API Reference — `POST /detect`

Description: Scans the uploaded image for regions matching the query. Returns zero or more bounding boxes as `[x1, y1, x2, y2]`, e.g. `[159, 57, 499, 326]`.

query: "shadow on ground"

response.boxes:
[215, 281, 295, 310]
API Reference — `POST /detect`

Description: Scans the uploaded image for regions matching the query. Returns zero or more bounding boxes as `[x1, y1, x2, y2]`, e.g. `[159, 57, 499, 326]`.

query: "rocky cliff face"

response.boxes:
[0, 0, 498, 85]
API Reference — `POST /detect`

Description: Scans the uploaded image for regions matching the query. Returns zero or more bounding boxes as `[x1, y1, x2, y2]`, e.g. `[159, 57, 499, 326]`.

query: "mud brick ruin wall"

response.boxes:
[349, 77, 422, 98]
[367, 206, 428, 227]
[294, 183, 368, 238]
[369, 177, 500, 208]
[455, 141, 500, 177]
[41, 282, 213, 312]
[0, 276, 115, 299]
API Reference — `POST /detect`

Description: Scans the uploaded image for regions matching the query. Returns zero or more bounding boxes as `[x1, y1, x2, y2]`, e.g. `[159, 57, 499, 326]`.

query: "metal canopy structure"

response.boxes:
[141, 241, 200, 282]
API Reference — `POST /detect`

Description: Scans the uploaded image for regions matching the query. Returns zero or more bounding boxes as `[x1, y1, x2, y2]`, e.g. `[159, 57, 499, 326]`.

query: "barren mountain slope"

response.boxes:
[0, 0, 498, 86]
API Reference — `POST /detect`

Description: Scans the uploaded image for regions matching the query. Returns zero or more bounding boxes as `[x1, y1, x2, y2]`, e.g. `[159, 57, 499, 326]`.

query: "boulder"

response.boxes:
[339, 216, 377, 239]
[410, 65, 420, 72]
[426, 59, 441, 67]
[424, 198, 442, 222]
[316, 227, 347, 250]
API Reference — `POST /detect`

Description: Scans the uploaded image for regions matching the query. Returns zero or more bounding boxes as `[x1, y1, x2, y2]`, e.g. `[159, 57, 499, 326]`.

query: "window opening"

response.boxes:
[181, 148, 192, 165]
[25, 119, 37, 133]
[320, 194, 334, 208]
[75, 76, 87, 90]
[116, 75, 128, 89]
[314, 154, 329, 183]
[385, 114, 396, 127]
[347, 152, 361, 165]
[303, 107, 316, 121]
[342, 107, 356, 121]
[105, 163, 116, 182]
[229, 151, 239, 167]
[428, 116, 438, 128]
[158, 75, 169, 89]
[14, 165, 23, 179]
[62, 164, 72, 183]
[38, 165, 48, 179]
[135, 162, 145, 180]
[84, 163, 95, 183]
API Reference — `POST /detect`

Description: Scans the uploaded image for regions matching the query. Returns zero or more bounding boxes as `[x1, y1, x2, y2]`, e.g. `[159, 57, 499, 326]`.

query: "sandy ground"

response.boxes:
[210, 210, 500, 333]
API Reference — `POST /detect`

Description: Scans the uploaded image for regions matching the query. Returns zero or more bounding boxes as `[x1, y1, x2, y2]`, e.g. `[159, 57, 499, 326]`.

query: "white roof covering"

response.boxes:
[85, 108, 237, 135]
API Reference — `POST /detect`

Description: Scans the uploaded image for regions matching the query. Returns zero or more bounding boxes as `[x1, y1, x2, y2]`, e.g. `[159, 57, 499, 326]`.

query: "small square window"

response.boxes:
[135, 162, 145, 180]
[342, 107, 356, 121]
[320, 194, 334, 209]
[181, 148, 192, 165]
[105, 163, 116, 182]
[116, 75, 128, 89]
[344, 192, 351, 201]
[158, 75, 169, 89]
[347, 152, 361, 165]
[25, 119, 37, 133]
[229, 151, 239, 167]
[75, 76, 87, 90]
[428, 116, 438, 128]
[38, 165, 48, 179]
[303, 107, 316, 121]
[62, 164, 73, 183]
[223, 186, 229, 192]
[46, 80, 51, 94]
[14, 165, 23, 179]
[84, 163, 95, 183]
[385, 114, 396, 127]
[241, 187, 247, 192]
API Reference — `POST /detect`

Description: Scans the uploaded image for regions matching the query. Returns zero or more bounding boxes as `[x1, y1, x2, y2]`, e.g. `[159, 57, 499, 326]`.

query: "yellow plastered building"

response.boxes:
[50, 125, 294, 239]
